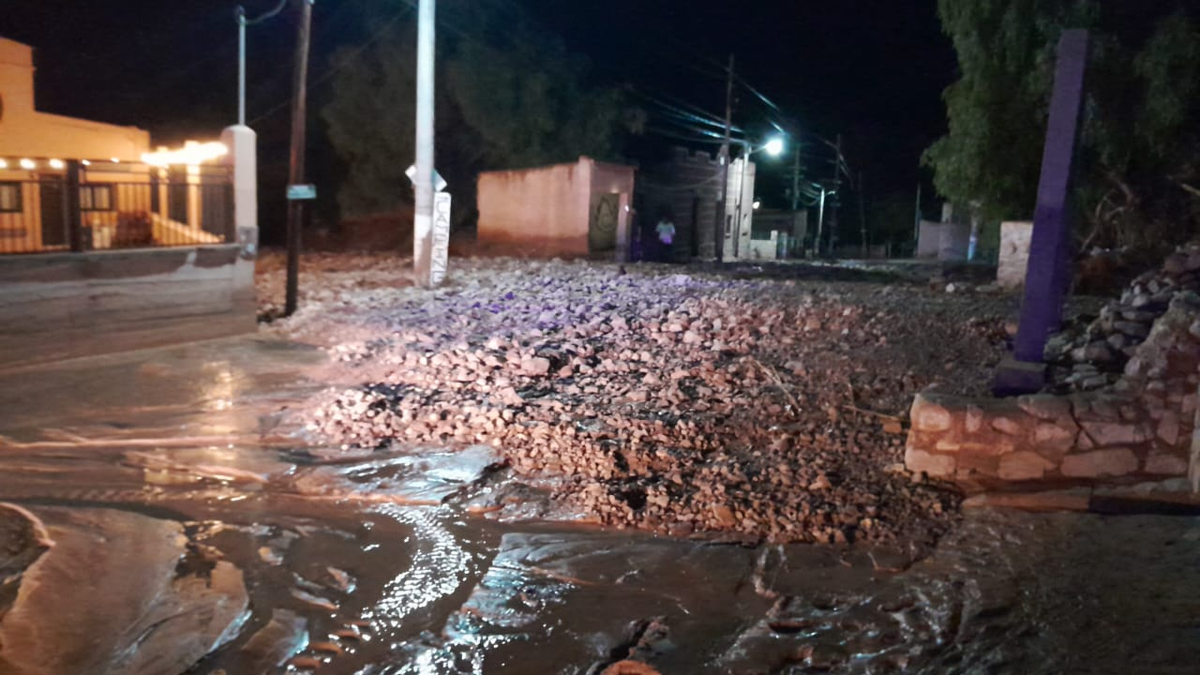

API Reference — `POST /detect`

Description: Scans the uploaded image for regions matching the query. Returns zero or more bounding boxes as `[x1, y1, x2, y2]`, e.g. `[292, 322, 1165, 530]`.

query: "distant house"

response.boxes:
[636, 147, 761, 261]
[476, 156, 635, 258]
[0, 37, 231, 254]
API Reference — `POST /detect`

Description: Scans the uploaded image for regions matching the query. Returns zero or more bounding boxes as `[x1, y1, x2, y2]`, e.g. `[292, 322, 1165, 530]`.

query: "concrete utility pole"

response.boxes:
[236, 7, 247, 126]
[284, 0, 313, 317]
[715, 53, 734, 263]
[412, 0, 437, 287]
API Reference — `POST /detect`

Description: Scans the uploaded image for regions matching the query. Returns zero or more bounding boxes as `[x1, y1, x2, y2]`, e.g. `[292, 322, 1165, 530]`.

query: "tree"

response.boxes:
[321, 1, 643, 221]
[923, 1, 1200, 248]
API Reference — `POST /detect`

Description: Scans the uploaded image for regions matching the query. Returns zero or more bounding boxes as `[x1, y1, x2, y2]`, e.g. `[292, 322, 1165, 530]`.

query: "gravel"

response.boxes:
[257, 252, 1016, 548]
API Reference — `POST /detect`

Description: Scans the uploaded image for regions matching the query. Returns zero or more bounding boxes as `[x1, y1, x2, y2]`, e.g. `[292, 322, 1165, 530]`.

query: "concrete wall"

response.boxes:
[997, 221, 1033, 289]
[916, 220, 972, 261]
[0, 245, 256, 369]
[589, 160, 636, 253]
[0, 38, 150, 161]
[476, 157, 635, 258]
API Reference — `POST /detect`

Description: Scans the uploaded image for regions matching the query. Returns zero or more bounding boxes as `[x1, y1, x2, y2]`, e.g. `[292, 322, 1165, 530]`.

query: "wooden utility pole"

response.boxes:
[715, 53, 734, 263]
[858, 171, 867, 258]
[284, 0, 313, 317]
[827, 133, 842, 257]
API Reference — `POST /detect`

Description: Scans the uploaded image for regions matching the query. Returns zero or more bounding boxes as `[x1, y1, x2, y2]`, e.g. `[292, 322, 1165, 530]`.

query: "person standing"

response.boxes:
[655, 214, 676, 263]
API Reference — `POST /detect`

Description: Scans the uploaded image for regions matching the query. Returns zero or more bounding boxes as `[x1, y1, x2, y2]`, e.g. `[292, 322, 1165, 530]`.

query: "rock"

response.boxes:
[1082, 341, 1115, 363]
[1163, 252, 1187, 276]
[521, 357, 553, 376]
[1143, 452, 1188, 475]
[910, 396, 953, 432]
[1114, 321, 1150, 338]
[1017, 394, 1072, 421]
[1060, 449, 1140, 478]
[904, 448, 955, 478]
[998, 452, 1055, 480]
[1079, 420, 1151, 447]
[990, 416, 1024, 436]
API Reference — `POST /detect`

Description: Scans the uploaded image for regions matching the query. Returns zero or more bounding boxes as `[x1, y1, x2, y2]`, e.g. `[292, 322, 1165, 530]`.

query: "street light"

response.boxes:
[729, 136, 786, 258]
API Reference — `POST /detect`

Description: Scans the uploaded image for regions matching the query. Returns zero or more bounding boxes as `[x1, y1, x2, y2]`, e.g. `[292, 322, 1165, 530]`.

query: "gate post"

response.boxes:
[221, 125, 258, 256]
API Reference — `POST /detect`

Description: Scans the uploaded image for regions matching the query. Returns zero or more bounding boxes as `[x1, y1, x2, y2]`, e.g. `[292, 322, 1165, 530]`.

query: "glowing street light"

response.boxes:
[764, 137, 785, 157]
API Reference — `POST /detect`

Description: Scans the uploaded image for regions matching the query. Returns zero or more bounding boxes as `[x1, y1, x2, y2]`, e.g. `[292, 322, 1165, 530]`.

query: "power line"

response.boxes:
[248, 2, 415, 126]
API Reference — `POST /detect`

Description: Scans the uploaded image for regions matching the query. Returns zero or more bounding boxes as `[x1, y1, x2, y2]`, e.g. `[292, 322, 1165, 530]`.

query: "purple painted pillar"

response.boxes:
[995, 29, 1089, 396]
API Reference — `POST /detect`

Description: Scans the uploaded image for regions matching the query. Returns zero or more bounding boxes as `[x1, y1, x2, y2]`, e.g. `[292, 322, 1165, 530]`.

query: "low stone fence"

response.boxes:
[0, 245, 256, 369]
[906, 294, 1200, 489]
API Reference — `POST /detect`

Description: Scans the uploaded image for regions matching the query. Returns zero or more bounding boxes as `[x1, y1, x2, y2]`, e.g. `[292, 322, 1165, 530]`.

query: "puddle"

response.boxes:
[1, 337, 1198, 674]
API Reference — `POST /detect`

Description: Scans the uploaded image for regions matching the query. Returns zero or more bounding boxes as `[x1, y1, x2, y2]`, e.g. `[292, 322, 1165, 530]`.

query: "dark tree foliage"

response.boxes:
[322, 1, 644, 220]
[924, 0, 1200, 249]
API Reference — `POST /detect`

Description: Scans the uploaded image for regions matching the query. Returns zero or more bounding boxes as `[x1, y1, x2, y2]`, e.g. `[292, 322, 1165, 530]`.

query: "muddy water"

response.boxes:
[1, 338, 1198, 674]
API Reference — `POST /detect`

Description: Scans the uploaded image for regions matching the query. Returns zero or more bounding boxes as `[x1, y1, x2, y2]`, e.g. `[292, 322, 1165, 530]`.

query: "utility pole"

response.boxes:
[284, 0, 313, 317]
[858, 171, 867, 258]
[790, 145, 801, 212]
[413, 0, 436, 286]
[715, 53, 734, 263]
[827, 133, 842, 257]
[236, 7, 247, 126]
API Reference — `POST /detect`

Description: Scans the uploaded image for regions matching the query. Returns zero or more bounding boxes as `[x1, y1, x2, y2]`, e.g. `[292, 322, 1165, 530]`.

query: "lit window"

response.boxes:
[0, 182, 21, 213]
[80, 184, 114, 211]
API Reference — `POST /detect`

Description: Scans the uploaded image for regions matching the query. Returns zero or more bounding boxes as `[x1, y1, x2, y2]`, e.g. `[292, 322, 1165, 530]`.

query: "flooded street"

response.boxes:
[1, 337, 1198, 674]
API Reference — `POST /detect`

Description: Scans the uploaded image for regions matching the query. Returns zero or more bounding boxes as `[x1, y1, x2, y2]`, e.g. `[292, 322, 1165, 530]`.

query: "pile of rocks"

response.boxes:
[1047, 242, 1200, 391]
[262, 256, 1012, 546]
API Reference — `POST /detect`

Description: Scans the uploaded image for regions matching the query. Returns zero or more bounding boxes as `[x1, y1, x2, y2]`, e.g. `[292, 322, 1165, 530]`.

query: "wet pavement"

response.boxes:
[1, 337, 1199, 674]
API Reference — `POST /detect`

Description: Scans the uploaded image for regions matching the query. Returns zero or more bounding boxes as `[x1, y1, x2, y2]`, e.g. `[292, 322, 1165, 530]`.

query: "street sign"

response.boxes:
[431, 192, 451, 286]
[405, 164, 447, 192]
[286, 184, 317, 200]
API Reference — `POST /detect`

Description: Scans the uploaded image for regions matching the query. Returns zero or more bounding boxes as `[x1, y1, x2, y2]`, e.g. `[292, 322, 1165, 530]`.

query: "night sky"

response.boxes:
[3, 0, 955, 234]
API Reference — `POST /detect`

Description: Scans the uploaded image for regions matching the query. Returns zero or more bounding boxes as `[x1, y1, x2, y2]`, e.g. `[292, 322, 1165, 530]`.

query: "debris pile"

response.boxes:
[261, 255, 1013, 546]
[1047, 242, 1200, 391]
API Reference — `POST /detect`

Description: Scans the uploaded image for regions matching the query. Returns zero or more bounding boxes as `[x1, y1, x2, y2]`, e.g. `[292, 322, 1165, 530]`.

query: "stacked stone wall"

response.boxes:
[907, 293, 1200, 487]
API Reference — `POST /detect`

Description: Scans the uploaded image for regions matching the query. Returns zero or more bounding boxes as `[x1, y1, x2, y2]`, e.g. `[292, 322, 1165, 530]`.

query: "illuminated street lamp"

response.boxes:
[764, 137, 785, 157]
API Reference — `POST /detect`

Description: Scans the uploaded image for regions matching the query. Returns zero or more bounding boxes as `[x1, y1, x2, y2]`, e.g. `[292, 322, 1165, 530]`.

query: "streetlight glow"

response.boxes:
[764, 137, 785, 157]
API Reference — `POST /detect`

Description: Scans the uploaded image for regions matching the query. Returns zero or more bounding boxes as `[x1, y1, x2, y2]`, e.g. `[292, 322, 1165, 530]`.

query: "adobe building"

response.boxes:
[476, 156, 635, 258]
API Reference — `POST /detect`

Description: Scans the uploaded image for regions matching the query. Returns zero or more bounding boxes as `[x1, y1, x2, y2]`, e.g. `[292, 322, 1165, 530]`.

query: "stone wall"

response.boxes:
[0, 245, 256, 369]
[906, 293, 1200, 487]
[996, 221, 1033, 289]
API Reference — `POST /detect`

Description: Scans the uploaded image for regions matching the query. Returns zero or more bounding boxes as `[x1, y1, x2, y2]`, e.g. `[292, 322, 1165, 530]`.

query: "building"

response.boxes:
[476, 156, 635, 258]
[0, 37, 255, 368]
[0, 37, 231, 254]
[636, 147, 766, 261]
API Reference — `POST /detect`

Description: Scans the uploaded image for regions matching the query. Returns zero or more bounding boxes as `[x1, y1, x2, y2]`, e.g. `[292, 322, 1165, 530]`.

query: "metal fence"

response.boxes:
[0, 160, 233, 255]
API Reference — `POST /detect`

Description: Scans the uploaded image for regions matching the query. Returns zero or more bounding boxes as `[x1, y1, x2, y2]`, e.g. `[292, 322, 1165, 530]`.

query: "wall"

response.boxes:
[637, 148, 723, 260]
[588, 160, 636, 253]
[0, 38, 150, 161]
[0, 245, 256, 369]
[476, 157, 634, 258]
[724, 158, 756, 260]
[906, 293, 1200, 488]
[997, 221, 1033, 289]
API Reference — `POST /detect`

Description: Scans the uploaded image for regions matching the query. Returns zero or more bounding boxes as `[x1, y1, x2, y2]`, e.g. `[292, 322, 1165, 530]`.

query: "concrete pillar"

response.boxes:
[616, 192, 631, 263]
[221, 125, 258, 257]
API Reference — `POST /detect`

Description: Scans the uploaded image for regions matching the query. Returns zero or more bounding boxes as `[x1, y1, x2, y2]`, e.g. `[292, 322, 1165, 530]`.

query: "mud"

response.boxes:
[0, 338, 1198, 674]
